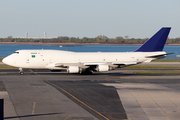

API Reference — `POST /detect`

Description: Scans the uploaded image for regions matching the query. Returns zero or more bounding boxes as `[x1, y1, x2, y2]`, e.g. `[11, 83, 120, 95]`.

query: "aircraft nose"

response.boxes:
[2, 56, 13, 65]
[2, 57, 8, 64]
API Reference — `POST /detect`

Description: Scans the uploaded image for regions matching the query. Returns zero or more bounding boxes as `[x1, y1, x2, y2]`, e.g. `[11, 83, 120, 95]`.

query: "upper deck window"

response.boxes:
[14, 52, 19, 54]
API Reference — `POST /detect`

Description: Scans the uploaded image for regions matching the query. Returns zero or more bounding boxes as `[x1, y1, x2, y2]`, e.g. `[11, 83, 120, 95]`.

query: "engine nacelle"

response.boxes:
[97, 65, 110, 72]
[67, 66, 80, 73]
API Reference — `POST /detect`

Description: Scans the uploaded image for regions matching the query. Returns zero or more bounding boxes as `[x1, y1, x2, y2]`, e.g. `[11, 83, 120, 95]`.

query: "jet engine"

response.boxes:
[67, 66, 81, 73]
[97, 65, 110, 72]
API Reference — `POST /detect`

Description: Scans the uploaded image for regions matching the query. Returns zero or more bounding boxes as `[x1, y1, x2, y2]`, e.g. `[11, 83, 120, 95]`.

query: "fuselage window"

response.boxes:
[14, 52, 19, 54]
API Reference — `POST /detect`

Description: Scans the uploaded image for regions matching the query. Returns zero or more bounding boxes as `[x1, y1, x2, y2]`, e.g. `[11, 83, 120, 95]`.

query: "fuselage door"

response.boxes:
[39, 50, 46, 67]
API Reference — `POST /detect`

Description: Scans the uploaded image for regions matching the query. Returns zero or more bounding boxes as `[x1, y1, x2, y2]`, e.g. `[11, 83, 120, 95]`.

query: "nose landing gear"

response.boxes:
[19, 68, 24, 75]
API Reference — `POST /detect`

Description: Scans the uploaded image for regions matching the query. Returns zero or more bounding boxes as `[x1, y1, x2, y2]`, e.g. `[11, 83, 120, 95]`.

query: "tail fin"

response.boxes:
[135, 27, 171, 52]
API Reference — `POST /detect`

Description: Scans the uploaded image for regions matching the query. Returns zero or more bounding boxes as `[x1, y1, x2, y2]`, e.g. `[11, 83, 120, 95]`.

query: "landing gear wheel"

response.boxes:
[19, 72, 24, 75]
[19, 68, 24, 75]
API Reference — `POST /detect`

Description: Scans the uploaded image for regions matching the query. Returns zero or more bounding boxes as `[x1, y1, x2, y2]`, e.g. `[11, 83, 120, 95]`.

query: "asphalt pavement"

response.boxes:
[1, 62, 180, 120]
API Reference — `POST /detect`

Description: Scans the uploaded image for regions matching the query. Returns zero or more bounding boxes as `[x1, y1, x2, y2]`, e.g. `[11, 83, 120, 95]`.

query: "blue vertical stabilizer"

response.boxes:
[135, 27, 171, 52]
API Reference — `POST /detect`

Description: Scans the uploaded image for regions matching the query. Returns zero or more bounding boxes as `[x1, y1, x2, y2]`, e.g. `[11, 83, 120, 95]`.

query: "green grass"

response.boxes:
[152, 59, 180, 62]
[134, 71, 180, 74]
[123, 66, 180, 69]
[0, 66, 17, 69]
[0, 58, 3, 62]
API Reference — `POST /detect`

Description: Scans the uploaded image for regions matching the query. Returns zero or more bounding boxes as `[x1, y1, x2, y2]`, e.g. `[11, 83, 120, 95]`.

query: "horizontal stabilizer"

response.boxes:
[145, 52, 176, 58]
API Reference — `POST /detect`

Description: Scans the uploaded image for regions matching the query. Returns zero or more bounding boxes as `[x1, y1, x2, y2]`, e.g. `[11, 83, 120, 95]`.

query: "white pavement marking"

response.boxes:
[103, 83, 180, 120]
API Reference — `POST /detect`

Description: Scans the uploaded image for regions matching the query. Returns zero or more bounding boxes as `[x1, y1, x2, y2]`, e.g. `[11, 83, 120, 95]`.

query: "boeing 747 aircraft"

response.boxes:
[3, 27, 173, 74]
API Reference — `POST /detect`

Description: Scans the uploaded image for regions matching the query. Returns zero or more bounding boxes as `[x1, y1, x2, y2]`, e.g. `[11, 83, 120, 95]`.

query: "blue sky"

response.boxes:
[0, 0, 180, 38]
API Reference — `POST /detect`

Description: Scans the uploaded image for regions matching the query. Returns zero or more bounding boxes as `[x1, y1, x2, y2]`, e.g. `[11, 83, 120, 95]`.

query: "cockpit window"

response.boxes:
[14, 52, 19, 54]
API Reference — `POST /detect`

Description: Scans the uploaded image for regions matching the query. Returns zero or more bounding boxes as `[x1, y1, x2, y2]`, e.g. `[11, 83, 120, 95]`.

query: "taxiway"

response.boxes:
[0, 68, 180, 120]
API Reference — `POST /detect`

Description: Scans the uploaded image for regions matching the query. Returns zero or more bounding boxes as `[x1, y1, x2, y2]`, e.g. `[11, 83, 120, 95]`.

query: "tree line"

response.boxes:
[0, 35, 180, 44]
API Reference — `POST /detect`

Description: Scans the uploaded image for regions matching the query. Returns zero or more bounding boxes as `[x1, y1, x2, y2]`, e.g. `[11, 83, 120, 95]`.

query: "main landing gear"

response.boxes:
[19, 68, 24, 75]
[80, 69, 93, 75]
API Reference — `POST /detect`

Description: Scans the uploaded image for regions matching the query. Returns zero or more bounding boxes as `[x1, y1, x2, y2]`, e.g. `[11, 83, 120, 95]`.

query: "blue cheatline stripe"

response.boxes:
[135, 27, 171, 52]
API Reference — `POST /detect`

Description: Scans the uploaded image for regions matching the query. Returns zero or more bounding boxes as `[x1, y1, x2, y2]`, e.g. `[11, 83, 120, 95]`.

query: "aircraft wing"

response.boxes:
[84, 61, 138, 66]
[55, 63, 89, 68]
[55, 63, 80, 67]
[54, 61, 139, 67]
[84, 62, 109, 66]
[47, 61, 138, 68]
[83, 62, 139, 70]
[46, 63, 85, 69]
[55, 62, 109, 68]
[112, 61, 138, 65]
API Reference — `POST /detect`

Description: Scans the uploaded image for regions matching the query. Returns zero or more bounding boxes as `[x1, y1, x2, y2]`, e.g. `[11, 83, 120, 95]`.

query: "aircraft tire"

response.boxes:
[19, 72, 24, 75]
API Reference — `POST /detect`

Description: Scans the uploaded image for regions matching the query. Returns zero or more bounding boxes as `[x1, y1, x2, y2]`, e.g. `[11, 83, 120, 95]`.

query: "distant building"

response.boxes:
[25, 32, 28, 38]
[44, 32, 47, 38]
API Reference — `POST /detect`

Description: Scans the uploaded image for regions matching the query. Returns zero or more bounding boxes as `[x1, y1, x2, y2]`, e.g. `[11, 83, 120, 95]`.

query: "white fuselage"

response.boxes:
[3, 49, 166, 70]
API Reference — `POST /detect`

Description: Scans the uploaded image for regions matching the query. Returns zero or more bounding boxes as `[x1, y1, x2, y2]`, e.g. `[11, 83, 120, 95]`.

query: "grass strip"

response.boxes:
[0, 58, 3, 62]
[134, 71, 180, 74]
[0, 66, 17, 69]
[124, 66, 180, 69]
[152, 59, 180, 62]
